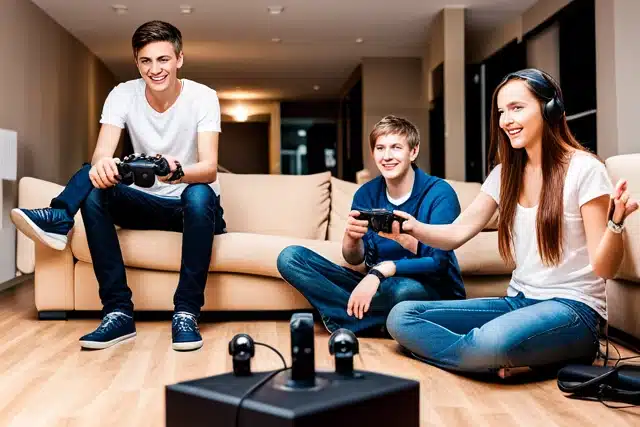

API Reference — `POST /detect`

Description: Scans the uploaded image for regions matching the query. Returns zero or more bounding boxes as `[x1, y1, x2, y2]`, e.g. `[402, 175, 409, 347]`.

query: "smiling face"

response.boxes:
[496, 79, 544, 151]
[372, 133, 418, 181]
[135, 41, 183, 93]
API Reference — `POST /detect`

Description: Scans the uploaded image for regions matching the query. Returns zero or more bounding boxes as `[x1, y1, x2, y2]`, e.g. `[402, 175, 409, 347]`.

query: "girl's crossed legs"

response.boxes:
[386, 292, 601, 375]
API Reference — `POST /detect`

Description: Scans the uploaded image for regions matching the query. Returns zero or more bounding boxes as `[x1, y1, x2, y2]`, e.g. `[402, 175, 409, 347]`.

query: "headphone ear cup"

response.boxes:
[544, 97, 564, 124]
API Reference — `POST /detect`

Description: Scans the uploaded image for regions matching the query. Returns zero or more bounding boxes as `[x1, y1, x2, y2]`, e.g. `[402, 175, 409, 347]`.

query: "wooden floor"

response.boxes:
[1, 279, 639, 427]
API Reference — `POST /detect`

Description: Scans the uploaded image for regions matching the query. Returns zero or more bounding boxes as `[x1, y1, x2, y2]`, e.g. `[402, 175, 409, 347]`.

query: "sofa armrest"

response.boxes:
[34, 243, 75, 312]
[16, 177, 65, 274]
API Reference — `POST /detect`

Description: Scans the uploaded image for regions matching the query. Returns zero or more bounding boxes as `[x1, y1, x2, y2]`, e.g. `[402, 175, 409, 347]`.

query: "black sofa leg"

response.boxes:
[38, 311, 67, 320]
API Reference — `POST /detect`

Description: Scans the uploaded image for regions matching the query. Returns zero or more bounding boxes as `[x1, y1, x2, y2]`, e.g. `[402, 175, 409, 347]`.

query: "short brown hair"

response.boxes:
[369, 115, 420, 151]
[132, 21, 182, 59]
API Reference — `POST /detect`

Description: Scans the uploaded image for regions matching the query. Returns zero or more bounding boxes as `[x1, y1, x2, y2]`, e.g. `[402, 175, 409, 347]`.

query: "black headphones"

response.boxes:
[501, 68, 565, 124]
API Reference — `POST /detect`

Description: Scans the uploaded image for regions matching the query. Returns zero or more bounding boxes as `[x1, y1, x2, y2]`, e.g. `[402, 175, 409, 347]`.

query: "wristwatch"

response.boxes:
[367, 268, 386, 282]
[608, 219, 625, 234]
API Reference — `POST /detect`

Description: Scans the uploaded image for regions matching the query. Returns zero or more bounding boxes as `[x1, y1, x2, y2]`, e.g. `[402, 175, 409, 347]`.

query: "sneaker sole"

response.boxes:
[172, 340, 203, 351]
[11, 209, 68, 251]
[79, 332, 137, 350]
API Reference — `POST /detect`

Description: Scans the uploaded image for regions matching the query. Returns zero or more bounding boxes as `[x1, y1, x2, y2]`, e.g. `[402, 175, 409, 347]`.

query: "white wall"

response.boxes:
[361, 58, 427, 176]
[526, 22, 560, 81]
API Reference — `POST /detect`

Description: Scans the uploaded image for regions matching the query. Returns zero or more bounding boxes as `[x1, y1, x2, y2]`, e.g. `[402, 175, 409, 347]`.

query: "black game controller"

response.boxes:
[357, 209, 406, 233]
[117, 153, 184, 188]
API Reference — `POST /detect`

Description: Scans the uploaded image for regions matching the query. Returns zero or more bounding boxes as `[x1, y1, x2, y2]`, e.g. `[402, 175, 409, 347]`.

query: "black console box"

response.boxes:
[166, 369, 420, 427]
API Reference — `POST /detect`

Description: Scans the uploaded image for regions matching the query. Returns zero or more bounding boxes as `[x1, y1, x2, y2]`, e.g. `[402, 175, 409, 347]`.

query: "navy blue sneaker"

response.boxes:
[11, 207, 74, 251]
[172, 311, 203, 351]
[79, 311, 136, 349]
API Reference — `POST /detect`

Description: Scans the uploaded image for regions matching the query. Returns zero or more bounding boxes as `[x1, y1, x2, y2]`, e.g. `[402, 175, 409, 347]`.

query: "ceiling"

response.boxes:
[31, 0, 539, 100]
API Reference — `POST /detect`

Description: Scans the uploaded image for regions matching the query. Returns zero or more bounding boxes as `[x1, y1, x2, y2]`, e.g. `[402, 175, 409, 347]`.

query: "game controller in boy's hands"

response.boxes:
[357, 208, 407, 233]
[117, 153, 185, 188]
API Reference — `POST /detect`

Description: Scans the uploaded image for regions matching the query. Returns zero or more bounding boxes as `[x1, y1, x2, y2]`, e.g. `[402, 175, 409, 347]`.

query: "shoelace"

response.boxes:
[97, 312, 129, 331]
[173, 312, 199, 333]
[32, 208, 56, 219]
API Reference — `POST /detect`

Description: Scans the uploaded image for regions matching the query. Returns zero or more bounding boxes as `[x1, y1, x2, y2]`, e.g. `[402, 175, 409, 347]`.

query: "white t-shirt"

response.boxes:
[387, 189, 412, 206]
[100, 78, 221, 197]
[481, 151, 613, 319]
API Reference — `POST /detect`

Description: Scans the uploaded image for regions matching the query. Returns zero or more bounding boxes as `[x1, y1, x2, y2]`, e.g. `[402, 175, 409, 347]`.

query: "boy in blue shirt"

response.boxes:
[277, 115, 465, 335]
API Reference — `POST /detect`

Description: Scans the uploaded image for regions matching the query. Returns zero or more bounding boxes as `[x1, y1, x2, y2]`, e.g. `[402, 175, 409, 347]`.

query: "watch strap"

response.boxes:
[367, 268, 386, 282]
[608, 219, 624, 234]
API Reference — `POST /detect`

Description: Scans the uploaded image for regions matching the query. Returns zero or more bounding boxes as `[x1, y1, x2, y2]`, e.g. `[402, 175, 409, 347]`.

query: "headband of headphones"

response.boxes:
[501, 68, 565, 123]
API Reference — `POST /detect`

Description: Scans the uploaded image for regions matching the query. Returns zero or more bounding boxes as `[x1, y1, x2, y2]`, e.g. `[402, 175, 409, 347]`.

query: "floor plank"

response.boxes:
[0, 279, 638, 426]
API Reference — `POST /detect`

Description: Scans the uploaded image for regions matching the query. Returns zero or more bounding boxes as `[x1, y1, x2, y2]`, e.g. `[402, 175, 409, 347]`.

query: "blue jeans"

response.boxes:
[51, 164, 226, 316]
[386, 292, 601, 374]
[277, 245, 444, 334]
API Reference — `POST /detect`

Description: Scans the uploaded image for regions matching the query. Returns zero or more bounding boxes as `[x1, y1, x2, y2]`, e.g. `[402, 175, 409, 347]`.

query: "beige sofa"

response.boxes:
[16, 171, 510, 317]
[15, 154, 639, 347]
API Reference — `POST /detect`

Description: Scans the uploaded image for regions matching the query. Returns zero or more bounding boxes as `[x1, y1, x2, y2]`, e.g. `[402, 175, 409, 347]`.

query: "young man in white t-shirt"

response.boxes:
[11, 21, 225, 352]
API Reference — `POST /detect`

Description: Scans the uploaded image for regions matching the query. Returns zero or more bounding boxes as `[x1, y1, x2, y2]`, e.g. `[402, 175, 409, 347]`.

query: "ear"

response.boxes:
[410, 144, 419, 162]
[176, 51, 184, 69]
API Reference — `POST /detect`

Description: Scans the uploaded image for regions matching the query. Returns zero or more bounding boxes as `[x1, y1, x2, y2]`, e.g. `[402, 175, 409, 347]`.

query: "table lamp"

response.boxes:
[0, 128, 17, 285]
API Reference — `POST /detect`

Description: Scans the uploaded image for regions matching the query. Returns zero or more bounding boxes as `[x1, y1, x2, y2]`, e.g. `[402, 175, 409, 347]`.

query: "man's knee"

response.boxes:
[181, 184, 216, 212]
[386, 281, 434, 308]
[81, 187, 107, 214]
[276, 245, 309, 275]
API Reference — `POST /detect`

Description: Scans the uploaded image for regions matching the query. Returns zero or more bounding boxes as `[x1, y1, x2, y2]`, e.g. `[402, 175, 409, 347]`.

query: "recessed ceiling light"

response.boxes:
[180, 5, 193, 14]
[268, 6, 284, 15]
[271, 37, 282, 43]
[232, 105, 249, 122]
[112, 4, 128, 15]
[313, 85, 320, 91]
[356, 38, 364, 43]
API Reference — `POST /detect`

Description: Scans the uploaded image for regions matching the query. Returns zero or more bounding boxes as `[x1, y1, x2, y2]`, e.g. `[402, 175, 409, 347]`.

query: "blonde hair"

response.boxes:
[369, 115, 420, 151]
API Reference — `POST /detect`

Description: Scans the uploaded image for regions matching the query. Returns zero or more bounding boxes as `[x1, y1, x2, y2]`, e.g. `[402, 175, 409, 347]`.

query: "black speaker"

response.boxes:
[165, 369, 419, 427]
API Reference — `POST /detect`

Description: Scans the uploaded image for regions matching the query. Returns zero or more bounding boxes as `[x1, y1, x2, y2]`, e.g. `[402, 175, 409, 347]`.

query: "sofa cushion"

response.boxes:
[218, 171, 331, 240]
[453, 230, 513, 275]
[606, 154, 640, 282]
[606, 279, 640, 340]
[445, 179, 498, 230]
[71, 229, 365, 277]
[73, 261, 313, 311]
[328, 177, 361, 242]
[71, 225, 509, 276]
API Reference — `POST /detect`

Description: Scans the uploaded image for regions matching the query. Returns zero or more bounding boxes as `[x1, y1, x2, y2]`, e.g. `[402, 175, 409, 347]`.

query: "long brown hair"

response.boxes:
[487, 68, 591, 267]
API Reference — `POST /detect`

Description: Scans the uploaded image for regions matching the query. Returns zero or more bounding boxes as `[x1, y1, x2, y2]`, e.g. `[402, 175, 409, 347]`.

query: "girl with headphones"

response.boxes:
[383, 68, 638, 376]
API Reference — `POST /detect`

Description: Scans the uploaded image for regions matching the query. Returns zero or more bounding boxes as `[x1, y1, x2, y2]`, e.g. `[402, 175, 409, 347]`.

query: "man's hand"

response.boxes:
[345, 210, 369, 242]
[158, 155, 182, 184]
[90, 157, 121, 189]
[347, 274, 381, 319]
[378, 219, 420, 254]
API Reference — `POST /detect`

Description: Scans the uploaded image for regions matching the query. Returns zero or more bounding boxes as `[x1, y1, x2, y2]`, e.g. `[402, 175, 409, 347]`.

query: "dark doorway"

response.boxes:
[340, 79, 363, 182]
[219, 122, 270, 174]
